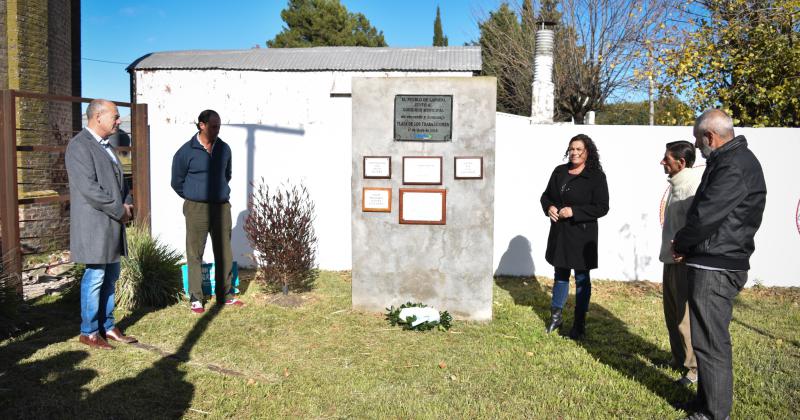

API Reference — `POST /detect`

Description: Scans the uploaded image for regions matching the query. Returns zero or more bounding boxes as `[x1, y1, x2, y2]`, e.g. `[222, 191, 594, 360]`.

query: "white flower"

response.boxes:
[398, 307, 440, 327]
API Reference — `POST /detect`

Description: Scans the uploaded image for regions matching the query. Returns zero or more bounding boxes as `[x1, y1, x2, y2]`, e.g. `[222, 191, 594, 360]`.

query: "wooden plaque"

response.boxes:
[399, 188, 446, 225]
[362, 187, 392, 212]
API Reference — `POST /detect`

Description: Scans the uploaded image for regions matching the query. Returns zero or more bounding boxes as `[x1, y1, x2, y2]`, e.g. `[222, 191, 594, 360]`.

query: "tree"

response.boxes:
[595, 96, 695, 125]
[267, 0, 387, 47]
[661, 0, 800, 127]
[478, 2, 532, 116]
[433, 6, 449, 46]
[556, 0, 679, 123]
[477, 0, 678, 122]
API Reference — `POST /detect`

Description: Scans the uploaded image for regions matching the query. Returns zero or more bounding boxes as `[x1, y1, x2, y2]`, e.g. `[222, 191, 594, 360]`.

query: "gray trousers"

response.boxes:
[688, 267, 747, 420]
[184, 200, 234, 302]
[663, 264, 697, 379]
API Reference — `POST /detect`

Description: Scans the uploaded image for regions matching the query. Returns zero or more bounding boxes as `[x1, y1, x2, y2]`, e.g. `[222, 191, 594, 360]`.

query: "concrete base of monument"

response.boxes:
[350, 76, 497, 321]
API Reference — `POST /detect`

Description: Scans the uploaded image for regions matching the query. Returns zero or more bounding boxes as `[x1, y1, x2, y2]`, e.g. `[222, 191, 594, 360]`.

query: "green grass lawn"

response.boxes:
[1, 271, 798, 419]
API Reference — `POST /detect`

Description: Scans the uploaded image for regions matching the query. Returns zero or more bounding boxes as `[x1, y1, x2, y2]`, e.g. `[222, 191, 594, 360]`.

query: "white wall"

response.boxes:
[138, 70, 800, 287]
[137, 69, 473, 270]
[493, 113, 800, 287]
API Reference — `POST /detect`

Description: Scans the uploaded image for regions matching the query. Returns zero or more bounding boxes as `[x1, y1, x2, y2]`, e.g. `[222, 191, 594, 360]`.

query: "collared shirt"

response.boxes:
[687, 263, 744, 272]
[195, 133, 217, 155]
[86, 126, 119, 164]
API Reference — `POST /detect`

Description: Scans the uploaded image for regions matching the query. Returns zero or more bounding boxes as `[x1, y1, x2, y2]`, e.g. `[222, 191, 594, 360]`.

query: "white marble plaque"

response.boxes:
[402, 156, 442, 185]
[363, 156, 391, 179]
[454, 157, 483, 179]
[399, 188, 446, 224]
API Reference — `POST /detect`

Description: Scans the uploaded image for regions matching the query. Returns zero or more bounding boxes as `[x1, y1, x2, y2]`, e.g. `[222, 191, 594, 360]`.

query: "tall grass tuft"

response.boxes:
[115, 224, 183, 311]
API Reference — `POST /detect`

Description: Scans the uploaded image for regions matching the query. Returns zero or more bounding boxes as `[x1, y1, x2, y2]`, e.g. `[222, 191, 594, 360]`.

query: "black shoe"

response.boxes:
[674, 375, 697, 387]
[545, 307, 563, 334]
[672, 399, 702, 413]
[568, 312, 586, 340]
[681, 412, 712, 420]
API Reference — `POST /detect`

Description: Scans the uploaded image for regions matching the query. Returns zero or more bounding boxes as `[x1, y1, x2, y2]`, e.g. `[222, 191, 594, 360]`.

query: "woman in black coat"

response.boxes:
[540, 134, 609, 339]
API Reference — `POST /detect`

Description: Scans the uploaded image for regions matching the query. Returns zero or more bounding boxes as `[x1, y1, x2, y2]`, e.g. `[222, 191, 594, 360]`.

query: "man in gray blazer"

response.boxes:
[66, 99, 137, 350]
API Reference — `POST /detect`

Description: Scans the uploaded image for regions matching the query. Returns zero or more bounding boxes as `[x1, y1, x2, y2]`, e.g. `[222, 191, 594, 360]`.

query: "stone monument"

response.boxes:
[351, 77, 496, 320]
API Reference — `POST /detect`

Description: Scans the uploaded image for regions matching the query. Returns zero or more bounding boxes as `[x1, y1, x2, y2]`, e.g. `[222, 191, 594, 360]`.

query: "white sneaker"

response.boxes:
[190, 300, 205, 314]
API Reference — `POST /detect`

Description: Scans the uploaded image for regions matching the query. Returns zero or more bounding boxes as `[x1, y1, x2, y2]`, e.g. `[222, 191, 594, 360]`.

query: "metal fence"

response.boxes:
[0, 90, 150, 294]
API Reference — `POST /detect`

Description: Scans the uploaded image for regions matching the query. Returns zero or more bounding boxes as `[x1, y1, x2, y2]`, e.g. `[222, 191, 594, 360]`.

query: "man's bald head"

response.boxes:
[694, 109, 735, 142]
[86, 99, 120, 139]
[86, 99, 112, 120]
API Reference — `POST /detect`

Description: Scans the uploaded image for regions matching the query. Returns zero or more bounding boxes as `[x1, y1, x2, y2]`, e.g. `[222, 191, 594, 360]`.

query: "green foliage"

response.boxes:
[538, 0, 561, 23]
[479, 2, 532, 116]
[596, 96, 695, 125]
[662, 0, 800, 126]
[432, 6, 448, 46]
[244, 179, 319, 294]
[115, 225, 183, 311]
[385, 302, 452, 331]
[267, 0, 387, 47]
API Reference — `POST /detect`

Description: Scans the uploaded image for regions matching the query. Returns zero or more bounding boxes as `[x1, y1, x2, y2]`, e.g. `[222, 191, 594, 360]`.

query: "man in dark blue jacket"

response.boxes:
[171, 109, 243, 313]
[673, 109, 767, 420]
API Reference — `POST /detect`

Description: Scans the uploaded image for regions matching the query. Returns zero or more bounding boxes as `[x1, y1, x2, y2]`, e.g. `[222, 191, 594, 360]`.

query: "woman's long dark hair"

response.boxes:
[564, 133, 603, 173]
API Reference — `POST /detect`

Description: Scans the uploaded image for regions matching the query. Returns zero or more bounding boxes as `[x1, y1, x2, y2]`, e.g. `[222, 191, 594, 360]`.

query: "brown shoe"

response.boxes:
[79, 333, 113, 350]
[104, 327, 137, 344]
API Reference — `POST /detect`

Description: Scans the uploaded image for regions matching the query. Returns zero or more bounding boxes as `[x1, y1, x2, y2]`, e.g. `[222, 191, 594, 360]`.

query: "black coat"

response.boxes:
[540, 164, 609, 270]
[674, 135, 766, 270]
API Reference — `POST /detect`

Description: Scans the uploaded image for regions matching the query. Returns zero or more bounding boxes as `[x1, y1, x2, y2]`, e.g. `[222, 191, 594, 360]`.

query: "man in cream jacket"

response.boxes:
[660, 140, 703, 386]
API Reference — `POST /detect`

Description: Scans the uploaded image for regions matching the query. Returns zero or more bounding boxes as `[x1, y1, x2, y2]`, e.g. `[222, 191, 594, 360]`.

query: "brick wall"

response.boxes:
[3, 0, 79, 253]
[18, 196, 69, 254]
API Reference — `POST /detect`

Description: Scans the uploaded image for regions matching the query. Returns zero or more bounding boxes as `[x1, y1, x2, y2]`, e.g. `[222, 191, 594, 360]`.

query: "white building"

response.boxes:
[128, 46, 481, 272]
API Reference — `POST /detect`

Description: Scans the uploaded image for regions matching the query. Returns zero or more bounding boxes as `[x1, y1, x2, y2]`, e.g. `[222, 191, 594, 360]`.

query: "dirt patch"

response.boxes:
[741, 286, 800, 304]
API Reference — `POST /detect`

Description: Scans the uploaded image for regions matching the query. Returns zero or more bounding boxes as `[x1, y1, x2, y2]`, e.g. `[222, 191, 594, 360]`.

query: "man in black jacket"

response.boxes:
[673, 109, 767, 420]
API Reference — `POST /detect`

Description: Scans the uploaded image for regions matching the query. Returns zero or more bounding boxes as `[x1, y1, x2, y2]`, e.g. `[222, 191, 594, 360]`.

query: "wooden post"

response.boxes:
[0, 90, 22, 294]
[131, 103, 150, 230]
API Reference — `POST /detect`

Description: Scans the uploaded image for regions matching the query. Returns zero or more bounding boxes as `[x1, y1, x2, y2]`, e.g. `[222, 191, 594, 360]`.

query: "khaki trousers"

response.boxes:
[663, 263, 697, 379]
[184, 200, 234, 302]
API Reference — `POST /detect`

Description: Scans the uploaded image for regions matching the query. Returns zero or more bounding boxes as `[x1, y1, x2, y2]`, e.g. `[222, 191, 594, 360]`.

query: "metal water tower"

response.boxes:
[531, 20, 557, 124]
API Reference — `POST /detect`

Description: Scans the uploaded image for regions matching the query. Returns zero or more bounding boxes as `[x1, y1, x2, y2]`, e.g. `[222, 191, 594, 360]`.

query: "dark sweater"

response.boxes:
[170, 135, 232, 203]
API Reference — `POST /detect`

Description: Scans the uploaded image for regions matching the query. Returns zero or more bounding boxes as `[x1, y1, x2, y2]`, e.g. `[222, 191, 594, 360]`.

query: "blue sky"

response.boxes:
[81, 0, 502, 112]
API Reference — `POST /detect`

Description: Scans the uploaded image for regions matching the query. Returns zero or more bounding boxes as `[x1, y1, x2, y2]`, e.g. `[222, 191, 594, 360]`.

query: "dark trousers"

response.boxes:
[688, 267, 747, 420]
[184, 200, 234, 302]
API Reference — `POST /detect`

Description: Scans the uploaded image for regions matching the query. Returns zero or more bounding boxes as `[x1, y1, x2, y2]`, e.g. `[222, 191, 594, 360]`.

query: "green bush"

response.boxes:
[115, 224, 183, 310]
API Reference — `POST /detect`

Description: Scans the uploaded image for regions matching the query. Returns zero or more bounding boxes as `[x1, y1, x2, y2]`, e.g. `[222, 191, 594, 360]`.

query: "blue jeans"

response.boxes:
[550, 267, 591, 315]
[80, 262, 120, 336]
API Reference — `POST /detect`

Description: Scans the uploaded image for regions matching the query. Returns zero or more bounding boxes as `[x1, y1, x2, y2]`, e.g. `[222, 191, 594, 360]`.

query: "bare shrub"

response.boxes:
[244, 179, 318, 294]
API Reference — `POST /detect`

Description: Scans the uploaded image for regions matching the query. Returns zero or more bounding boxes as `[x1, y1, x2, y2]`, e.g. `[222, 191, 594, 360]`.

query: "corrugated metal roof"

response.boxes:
[128, 46, 481, 72]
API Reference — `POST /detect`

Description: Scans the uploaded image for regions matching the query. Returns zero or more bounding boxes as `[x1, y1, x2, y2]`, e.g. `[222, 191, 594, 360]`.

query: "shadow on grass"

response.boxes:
[77, 304, 222, 418]
[495, 275, 694, 406]
[732, 316, 800, 349]
[0, 291, 222, 418]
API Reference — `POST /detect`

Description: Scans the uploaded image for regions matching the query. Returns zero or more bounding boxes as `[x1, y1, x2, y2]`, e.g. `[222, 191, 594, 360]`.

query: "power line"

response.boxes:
[81, 57, 129, 65]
